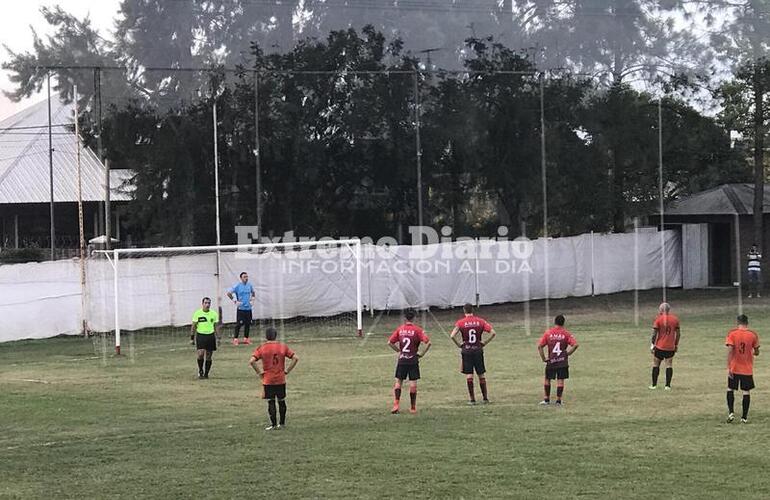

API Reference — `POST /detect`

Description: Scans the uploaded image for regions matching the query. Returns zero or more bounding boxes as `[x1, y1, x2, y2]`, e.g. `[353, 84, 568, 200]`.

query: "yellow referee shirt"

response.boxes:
[192, 308, 218, 334]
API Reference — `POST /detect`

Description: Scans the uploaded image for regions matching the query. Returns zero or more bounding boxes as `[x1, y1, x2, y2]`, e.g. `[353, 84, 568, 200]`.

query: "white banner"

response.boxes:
[2, 229, 683, 341]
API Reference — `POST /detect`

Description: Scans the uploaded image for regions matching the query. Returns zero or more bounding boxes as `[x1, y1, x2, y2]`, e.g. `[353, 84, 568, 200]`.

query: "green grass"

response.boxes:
[1, 289, 769, 499]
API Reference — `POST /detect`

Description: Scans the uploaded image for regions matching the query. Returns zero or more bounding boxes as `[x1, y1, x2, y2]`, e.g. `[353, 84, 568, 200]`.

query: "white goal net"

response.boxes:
[86, 239, 363, 357]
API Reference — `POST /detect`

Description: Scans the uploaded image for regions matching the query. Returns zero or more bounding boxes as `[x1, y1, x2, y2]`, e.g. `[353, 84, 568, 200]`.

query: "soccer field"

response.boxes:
[1, 289, 768, 499]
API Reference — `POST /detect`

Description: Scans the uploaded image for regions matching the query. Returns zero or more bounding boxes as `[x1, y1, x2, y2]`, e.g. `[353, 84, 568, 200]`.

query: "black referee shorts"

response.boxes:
[195, 333, 217, 352]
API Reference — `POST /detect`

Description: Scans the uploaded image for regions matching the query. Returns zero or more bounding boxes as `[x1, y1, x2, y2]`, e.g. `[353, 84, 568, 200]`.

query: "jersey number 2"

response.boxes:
[402, 338, 411, 352]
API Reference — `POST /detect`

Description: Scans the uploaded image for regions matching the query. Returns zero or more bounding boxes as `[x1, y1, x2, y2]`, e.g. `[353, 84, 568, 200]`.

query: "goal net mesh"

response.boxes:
[86, 240, 362, 359]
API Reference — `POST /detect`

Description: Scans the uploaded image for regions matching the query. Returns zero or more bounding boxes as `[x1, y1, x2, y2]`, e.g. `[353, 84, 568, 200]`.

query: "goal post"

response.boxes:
[90, 238, 364, 356]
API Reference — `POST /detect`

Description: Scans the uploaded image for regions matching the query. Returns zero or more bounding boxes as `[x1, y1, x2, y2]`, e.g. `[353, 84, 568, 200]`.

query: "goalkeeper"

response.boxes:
[226, 272, 255, 345]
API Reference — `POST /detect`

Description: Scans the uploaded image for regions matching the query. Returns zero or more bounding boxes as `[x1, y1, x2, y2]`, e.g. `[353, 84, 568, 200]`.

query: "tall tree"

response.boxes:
[702, 0, 770, 250]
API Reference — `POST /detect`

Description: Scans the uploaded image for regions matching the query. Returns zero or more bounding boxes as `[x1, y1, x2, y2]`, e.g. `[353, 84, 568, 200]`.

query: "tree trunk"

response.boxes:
[753, 63, 765, 248]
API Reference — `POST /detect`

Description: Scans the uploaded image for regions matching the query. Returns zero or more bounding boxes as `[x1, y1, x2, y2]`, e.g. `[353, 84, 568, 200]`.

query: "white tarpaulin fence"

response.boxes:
[1, 230, 681, 342]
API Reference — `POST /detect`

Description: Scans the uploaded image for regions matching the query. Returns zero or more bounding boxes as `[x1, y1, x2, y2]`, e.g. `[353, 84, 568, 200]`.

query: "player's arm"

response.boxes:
[566, 342, 579, 357]
[674, 327, 681, 351]
[250, 289, 256, 305]
[726, 344, 734, 372]
[417, 340, 432, 358]
[650, 328, 658, 351]
[285, 354, 299, 375]
[226, 287, 238, 304]
[449, 326, 462, 348]
[537, 344, 547, 363]
[249, 355, 264, 377]
[482, 328, 497, 347]
[388, 340, 400, 352]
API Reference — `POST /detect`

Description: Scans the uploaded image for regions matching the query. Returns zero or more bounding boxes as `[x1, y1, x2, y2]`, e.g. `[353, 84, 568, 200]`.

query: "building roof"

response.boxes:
[0, 99, 132, 204]
[665, 184, 770, 216]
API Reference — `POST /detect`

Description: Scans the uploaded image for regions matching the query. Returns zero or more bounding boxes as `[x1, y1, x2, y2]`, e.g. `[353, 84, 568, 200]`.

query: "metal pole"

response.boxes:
[658, 98, 667, 303]
[254, 70, 262, 239]
[47, 74, 55, 260]
[540, 74, 549, 324]
[213, 100, 223, 316]
[735, 213, 743, 314]
[414, 71, 424, 229]
[355, 240, 363, 337]
[75, 84, 87, 335]
[114, 248, 121, 355]
[95, 68, 110, 249]
[105, 159, 111, 245]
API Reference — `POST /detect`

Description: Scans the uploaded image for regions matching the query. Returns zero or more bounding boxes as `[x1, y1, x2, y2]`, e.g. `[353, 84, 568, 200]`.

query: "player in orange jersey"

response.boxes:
[248, 327, 299, 430]
[725, 315, 760, 423]
[649, 303, 680, 390]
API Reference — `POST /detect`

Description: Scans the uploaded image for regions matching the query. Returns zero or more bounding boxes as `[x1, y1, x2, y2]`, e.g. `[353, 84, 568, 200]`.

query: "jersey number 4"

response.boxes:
[552, 342, 562, 356]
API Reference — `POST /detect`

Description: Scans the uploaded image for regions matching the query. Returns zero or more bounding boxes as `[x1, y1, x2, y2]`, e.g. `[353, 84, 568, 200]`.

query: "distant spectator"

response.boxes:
[747, 244, 762, 298]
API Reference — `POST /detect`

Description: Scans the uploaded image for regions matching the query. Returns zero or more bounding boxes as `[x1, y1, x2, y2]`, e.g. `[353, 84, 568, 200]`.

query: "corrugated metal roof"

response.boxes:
[666, 184, 770, 216]
[0, 99, 132, 204]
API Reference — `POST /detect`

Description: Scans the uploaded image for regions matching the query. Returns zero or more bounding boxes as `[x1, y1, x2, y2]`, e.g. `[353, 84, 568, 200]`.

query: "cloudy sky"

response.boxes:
[0, 0, 120, 120]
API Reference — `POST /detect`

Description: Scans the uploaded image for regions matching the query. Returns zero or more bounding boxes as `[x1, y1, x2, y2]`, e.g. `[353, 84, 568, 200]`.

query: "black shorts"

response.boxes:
[545, 366, 569, 380]
[195, 333, 217, 352]
[263, 384, 287, 400]
[728, 374, 755, 391]
[461, 350, 486, 375]
[395, 363, 421, 381]
[653, 348, 676, 360]
[237, 309, 253, 325]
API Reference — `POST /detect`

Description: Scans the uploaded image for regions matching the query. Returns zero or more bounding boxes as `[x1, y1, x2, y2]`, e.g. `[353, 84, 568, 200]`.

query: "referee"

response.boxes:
[191, 297, 220, 379]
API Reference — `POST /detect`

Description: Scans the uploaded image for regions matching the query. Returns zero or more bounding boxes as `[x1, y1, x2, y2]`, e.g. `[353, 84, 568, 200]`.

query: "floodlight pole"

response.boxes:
[213, 101, 223, 315]
[254, 70, 263, 239]
[658, 97, 666, 303]
[540, 74, 549, 324]
[414, 71, 424, 229]
[47, 73, 55, 260]
[75, 84, 87, 336]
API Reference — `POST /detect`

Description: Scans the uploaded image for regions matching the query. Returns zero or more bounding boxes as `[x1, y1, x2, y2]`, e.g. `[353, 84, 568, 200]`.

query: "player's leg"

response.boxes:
[465, 374, 476, 404]
[461, 353, 476, 404]
[650, 352, 662, 389]
[740, 376, 755, 422]
[741, 389, 751, 422]
[726, 374, 737, 422]
[541, 368, 552, 405]
[664, 355, 674, 390]
[265, 388, 278, 429]
[203, 350, 213, 378]
[408, 380, 418, 414]
[277, 385, 287, 427]
[477, 352, 489, 403]
[555, 368, 568, 405]
[392, 368, 404, 413]
[408, 364, 420, 413]
[196, 347, 206, 378]
[242, 310, 252, 344]
[233, 310, 243, 345]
